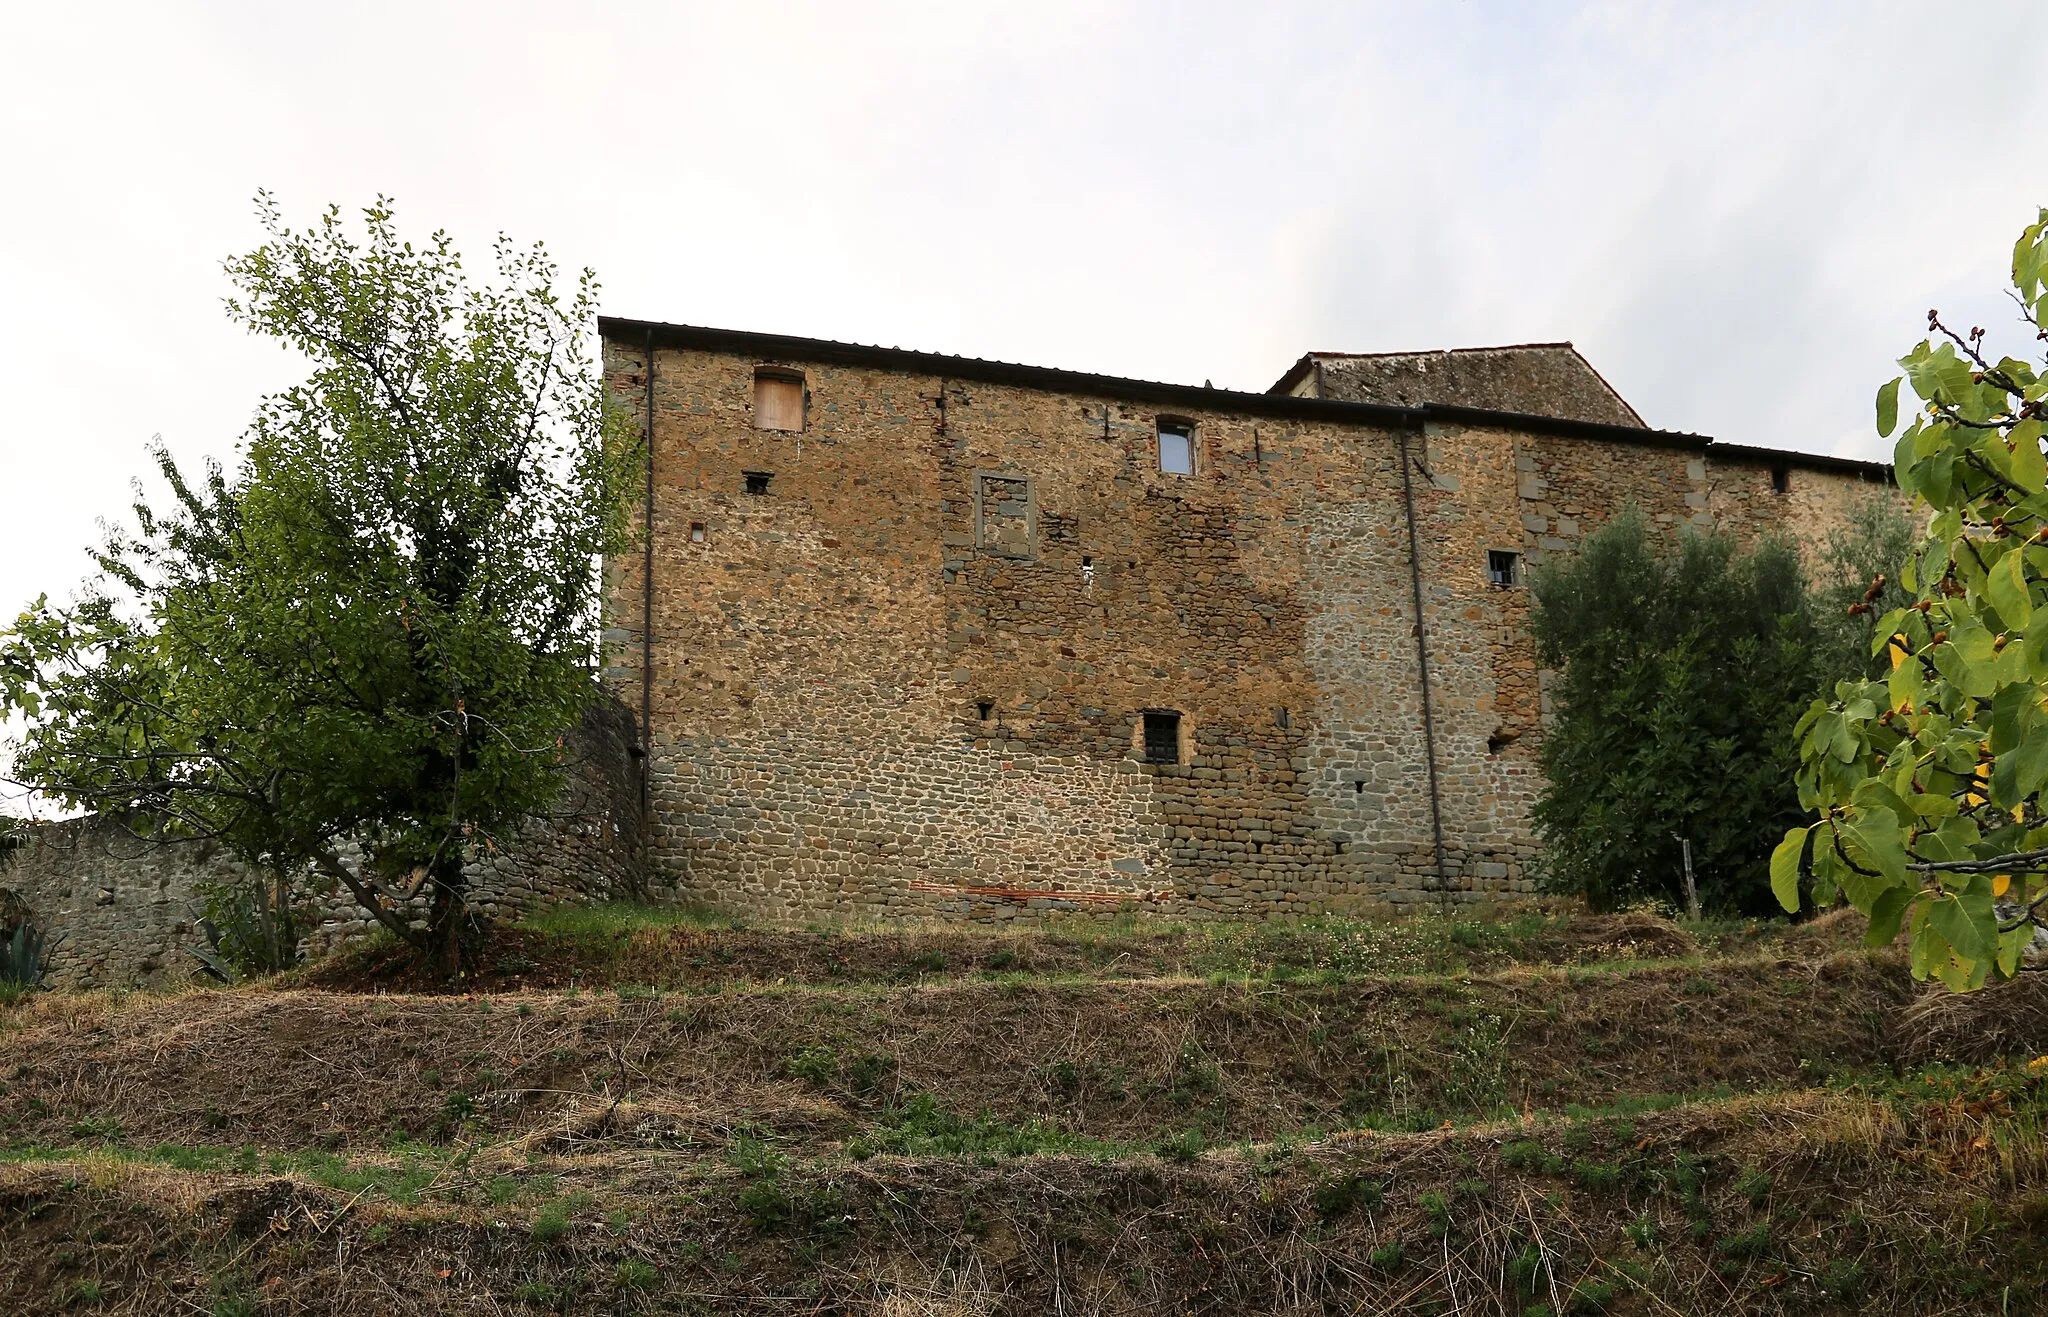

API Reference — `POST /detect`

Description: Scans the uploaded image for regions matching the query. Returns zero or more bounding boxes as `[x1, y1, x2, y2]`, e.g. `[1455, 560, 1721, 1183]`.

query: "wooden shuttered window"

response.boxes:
[753, 370, 804, 432]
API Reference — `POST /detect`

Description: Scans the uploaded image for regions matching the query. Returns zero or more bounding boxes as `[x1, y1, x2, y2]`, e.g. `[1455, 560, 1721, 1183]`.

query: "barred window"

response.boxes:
[1142, 711, 1182, 764]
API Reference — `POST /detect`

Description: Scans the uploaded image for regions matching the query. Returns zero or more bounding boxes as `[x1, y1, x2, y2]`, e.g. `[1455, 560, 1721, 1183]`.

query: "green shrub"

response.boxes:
[1529, 508, 1822, 914]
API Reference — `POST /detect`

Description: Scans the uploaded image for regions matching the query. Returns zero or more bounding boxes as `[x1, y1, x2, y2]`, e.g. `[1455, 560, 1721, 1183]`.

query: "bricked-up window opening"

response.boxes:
[743, 471, 772, 496]
[753, 368, 804, 432]
[1143, 711, 1181, 764]
[689, 522, 707, 544]
[1771, 465, 1790, 494]
[975, 472, 1035, 558]
[1487, 550, 1519, 588]
[1157, 421, 1195, 476]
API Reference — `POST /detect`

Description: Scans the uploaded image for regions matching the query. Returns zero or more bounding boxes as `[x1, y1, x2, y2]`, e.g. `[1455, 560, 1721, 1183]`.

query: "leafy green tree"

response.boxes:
[0, 196, 638, 974]
[1809, 493, 1919, 682]
[1530, 508, 1819, 914]
[1776, 210, 2048, 989]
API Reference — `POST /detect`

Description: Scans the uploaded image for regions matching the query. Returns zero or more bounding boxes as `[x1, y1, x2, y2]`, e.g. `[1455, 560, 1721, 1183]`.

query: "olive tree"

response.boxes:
[1529, 509, 1820, 914]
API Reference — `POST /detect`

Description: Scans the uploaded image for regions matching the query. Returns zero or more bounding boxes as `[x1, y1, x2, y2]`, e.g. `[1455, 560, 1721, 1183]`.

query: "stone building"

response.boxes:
[598, 321, 1899, 922]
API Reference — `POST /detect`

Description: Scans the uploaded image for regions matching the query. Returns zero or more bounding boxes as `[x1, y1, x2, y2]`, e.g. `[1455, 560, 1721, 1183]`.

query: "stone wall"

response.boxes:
[600, 327, 1910, 924]
[1, 697, 645, 990]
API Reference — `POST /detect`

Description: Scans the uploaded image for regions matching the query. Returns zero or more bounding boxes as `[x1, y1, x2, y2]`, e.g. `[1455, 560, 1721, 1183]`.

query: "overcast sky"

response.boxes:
[4, 0, 2046, 627]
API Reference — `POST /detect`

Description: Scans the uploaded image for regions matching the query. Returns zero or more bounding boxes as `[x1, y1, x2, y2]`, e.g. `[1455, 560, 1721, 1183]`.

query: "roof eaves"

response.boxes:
[602, 317, 1714, 448]
[607, 317, 1425, 427]
[1707, 442, 1894, 481]
[1421, 403, 1706, 450]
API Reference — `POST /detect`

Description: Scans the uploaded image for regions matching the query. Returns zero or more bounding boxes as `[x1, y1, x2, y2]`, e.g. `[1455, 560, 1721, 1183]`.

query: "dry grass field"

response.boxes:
[2, 904, 2044, 1315]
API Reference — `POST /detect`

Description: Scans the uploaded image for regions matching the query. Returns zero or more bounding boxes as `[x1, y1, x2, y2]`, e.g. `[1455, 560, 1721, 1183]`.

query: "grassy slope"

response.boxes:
[2, 905, 2045, 1315]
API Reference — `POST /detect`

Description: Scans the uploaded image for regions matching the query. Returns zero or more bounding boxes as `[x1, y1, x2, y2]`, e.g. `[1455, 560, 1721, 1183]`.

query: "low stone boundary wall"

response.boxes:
[1, 698, 645, 990]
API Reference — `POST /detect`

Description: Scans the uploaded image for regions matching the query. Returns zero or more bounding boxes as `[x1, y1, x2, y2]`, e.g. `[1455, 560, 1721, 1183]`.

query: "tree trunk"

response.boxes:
[254, 870, 278, 971]
[270, 866, 298, 971]
[427, 851, 467, 978]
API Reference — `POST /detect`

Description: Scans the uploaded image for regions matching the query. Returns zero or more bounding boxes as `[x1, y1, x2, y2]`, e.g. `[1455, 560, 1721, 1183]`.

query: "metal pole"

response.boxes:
[1397, 423, 1452, 906]
[641, 328, 657, 830]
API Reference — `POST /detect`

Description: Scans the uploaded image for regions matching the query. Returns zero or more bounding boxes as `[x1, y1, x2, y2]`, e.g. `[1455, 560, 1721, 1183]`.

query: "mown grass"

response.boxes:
[280, 896, 1865, 1000]
[846, 1093, 1132, 1160]
[490, 900, 1804, 984]
[0, 1140, 451, 1203]
[518, 902, 746, 938]
[4, 1056, 2041, 1317]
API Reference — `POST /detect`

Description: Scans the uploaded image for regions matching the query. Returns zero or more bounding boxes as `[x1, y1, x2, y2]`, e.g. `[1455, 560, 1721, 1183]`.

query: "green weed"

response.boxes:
[848, 1093, 1120, 1160]
[1311, 1174, 1384, 1219]
[1716, 1223, 1773, 1259]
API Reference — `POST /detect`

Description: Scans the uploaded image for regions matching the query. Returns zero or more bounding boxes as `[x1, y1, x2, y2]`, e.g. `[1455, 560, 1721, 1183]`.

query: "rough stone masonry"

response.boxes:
[599, 326, 1905, 923]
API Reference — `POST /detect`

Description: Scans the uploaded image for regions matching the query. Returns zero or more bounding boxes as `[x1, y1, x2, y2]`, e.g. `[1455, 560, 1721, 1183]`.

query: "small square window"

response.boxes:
[743, 471, 772, 496]
[1142, 711, 1181, 764]
[689, 521, 708, 544]
[1770, 466, 1790, 494]
[753, 368, 804, 432]
[1487, 550, 1519, 588]
[1157, 422, 1194, 476]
